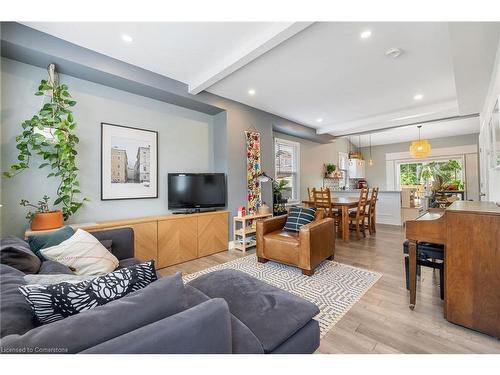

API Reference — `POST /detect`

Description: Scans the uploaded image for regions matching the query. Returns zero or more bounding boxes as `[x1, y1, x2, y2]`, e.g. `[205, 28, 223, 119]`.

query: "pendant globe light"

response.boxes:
[410, 125, 431, 158]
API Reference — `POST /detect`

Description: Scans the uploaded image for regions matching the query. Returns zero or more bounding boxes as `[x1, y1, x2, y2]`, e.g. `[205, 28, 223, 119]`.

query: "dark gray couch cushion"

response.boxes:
[90, 228, 134, 261]
[0, 272, 187, 353]
[185, 285, 264, 354]
[1, 236, 41, 274]
[271, 319, 320, 354]
[38, 260, 74, 275]
[0, 264, 37, 337]
[82, 298, 232, 354]
[117, 258, 141, 269]
[188, 269, 320, 353]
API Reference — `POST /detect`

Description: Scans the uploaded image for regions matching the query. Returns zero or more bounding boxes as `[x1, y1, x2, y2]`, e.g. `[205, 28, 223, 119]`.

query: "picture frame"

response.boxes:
[101, 122, 158, 200]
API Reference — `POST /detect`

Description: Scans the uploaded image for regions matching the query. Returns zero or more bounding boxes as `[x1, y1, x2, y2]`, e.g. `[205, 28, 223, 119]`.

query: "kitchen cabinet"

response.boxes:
[348, 158, 366, 179]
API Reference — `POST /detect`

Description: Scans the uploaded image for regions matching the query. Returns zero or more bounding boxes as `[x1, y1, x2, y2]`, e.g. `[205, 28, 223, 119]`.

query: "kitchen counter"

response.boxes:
[330, 189, 402, 226]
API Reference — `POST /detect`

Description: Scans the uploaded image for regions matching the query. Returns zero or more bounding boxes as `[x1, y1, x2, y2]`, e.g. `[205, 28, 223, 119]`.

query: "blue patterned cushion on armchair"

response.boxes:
[283, 207, 317, 232]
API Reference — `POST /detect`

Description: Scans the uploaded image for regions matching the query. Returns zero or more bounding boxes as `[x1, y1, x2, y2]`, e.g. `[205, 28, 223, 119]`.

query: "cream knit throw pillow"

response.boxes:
[40, 229, 119, 275]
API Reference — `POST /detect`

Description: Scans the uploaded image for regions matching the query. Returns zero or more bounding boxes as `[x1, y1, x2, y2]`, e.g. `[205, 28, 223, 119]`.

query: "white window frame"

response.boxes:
[394, 155, 465, 191]
[274, 137, 301, 204]
[385, 144, 477, 191]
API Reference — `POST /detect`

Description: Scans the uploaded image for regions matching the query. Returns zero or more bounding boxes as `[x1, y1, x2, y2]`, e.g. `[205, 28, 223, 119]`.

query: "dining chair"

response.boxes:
[348, 187, 369, 240]
[311, 188, 333, 218]
[307, 187, 315, 201]
[312, 188, 342, 236]
[365, 187, 379, 235]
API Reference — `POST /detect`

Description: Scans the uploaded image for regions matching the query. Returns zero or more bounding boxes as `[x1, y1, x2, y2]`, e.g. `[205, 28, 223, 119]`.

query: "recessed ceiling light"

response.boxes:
[248, 89, 256, 96]
[414, 94, 424, 101]
[360, 30, 372, 39]
[121, 34, 133, 43]
[316, 118, 323, 123]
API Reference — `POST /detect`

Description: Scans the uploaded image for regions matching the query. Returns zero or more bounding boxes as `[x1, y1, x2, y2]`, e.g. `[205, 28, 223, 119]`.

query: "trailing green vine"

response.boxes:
[3, 66, 87, 220]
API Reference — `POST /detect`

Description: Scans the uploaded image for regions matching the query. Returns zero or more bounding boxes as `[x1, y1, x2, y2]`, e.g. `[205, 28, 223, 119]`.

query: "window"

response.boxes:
[399, 162, 423, 186]
[397, 158, 464, 190]
[274, 138, 300, 203]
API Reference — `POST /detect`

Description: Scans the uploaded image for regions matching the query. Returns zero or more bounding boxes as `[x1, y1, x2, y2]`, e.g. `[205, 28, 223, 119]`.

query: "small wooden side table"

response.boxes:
[233, 213, 272, 252]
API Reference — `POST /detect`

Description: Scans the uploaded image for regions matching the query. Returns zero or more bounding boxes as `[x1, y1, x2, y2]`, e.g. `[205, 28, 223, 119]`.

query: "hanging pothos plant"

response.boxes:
[3, 64, 87, 221]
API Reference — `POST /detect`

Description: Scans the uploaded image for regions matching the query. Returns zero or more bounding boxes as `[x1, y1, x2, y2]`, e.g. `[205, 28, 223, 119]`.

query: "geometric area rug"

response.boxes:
[183, 255, 382, 338]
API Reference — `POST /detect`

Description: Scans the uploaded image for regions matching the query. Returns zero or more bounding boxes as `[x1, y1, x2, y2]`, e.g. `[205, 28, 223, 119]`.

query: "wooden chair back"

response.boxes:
[312, 188, 333, 217]
[307, 187, 314, 201]
[368, 187, 379, 214]
[354, 188, 369, 219]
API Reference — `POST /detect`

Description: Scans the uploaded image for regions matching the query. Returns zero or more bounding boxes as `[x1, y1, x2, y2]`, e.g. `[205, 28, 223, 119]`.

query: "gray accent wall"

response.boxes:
[1, 58, 215, 236]
[359, 133, 480, 190]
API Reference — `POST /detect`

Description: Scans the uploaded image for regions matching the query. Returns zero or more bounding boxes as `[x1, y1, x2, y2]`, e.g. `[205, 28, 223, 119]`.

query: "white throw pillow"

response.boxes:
[39, 229, 119, 276]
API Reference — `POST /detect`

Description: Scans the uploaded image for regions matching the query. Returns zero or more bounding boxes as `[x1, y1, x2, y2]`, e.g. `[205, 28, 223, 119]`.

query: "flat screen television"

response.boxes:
[168, 173, 226, 210]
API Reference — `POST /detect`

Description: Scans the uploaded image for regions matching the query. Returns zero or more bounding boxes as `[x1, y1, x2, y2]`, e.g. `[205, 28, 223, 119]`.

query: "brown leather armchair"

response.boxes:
[256, 210, 335, 276]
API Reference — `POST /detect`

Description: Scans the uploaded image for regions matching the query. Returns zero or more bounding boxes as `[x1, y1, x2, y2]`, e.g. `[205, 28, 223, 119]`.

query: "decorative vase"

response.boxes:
[258, 203, 271, 215]
[30, 211, 63, 231]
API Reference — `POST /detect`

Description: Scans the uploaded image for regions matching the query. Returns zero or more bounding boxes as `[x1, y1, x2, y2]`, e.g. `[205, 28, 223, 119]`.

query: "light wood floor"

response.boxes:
[157, 224, 500, 353]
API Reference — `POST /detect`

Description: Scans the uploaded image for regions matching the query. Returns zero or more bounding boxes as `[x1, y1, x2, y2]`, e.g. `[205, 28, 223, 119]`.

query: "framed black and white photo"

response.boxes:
[101, 123, 158, 200]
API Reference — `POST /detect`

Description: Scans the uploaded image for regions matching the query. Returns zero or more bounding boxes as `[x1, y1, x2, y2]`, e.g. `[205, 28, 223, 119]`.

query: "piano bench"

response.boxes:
[403, 240, 444, 300]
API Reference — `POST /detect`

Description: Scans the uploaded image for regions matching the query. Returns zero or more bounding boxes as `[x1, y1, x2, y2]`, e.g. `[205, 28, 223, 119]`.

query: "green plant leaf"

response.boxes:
[3, 78, 87, 220]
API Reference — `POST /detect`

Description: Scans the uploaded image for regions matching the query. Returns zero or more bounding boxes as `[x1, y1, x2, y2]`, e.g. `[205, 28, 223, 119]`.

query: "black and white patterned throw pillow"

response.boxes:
[283, 207, 317, 232]
[19, 260, 157, 324]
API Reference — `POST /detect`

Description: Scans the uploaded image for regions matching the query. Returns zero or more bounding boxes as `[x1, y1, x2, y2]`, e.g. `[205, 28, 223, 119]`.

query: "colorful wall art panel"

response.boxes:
[245, 129, 261, 214]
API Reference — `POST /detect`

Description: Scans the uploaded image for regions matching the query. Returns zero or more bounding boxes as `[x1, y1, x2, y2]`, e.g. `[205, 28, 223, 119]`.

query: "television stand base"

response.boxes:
[172, 208, 217, 215]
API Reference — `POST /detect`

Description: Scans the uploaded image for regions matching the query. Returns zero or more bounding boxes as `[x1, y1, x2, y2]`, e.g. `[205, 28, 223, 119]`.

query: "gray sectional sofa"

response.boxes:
[0, 228, 320, 354]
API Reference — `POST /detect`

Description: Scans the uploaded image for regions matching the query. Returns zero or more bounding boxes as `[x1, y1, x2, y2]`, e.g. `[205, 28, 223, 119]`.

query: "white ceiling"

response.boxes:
[23, 22, 311, 93]
[210, 22, 459, 130]
[23, 21, 499, 144]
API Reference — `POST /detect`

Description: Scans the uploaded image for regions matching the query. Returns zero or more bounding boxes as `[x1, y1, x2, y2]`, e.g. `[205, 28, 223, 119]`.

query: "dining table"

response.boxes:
[302, 197, 360, 242]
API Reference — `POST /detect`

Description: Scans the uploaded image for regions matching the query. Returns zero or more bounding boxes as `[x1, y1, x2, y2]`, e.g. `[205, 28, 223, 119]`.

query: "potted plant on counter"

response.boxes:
[325, 163, 336, 178]
[2, 64, 87, 230]
[20, 195, 63, 231]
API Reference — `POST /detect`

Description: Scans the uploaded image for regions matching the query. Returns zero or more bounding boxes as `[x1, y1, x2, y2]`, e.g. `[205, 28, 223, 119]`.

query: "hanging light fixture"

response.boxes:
[368, 134, 374, 166]
[410, 125, 431, 158]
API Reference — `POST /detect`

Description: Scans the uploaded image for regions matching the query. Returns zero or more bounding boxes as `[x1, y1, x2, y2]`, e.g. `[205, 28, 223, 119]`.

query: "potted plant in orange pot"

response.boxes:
[20, 195, 63, 231]
[2, 64, 87, 229]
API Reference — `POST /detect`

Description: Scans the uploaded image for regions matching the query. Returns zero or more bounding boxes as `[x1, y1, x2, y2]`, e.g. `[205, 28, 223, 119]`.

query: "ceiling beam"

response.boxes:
[332, 113, 479, 138]
[188, 22, 314, 95]
[316, 99, 459, 135]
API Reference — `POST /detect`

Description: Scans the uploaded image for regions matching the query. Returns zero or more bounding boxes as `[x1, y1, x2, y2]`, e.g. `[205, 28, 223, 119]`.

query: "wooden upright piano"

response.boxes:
[405, 201, 500, 338]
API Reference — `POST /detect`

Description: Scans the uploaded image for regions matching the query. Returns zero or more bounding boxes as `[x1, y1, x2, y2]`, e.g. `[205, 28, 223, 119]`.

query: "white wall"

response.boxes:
[479, 37, 500, 203]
